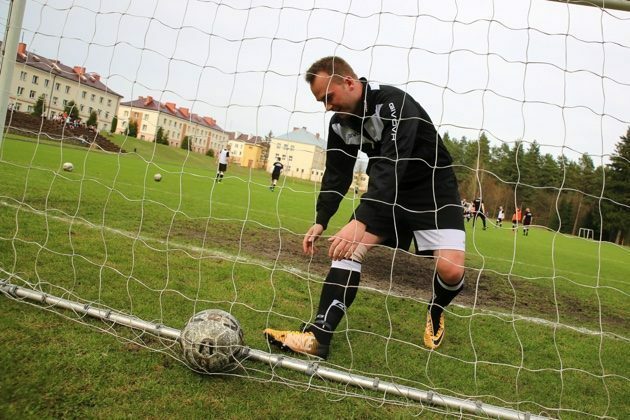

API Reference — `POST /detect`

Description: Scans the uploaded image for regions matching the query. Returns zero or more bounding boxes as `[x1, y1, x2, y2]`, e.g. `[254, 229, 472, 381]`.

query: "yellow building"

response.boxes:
[6, 42, 122, 131]
[227, 132, 268, 168]
[269, 127, 325, 182]
[116, 96, 227, 154]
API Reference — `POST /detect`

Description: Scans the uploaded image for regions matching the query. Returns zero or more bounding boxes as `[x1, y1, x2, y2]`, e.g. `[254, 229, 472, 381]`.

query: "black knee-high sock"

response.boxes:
[307, 260, 361, 345]
[428, 273, 464, 335]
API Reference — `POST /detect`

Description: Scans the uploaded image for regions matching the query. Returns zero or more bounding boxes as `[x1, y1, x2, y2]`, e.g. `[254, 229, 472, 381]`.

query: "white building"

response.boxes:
[269, 127, 326, 182]
[6, 42, 123, 131]
[116, 96, 227, 154]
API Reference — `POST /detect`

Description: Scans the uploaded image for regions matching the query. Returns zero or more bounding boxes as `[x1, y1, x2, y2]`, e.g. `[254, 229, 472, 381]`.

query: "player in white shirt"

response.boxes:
[496, 206, 505, 228]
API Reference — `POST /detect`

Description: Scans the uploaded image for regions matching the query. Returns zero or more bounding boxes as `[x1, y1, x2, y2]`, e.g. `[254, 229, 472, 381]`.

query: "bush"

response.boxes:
[32, 95, 45, 117]
[125, 120, 138, 137]
[181, 136, 190, 150]
[205, 149, 215, 157]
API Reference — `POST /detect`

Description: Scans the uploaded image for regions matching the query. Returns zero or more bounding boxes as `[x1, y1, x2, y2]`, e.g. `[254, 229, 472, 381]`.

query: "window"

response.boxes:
[32, 75, 39, 84]
[63, 99, 68, 106]
[80, 104, 84, 111]
[16, 86, 24, 96]
[19, 71, 27, 81]
[144, 114, 149, 120]
[14, 103, 21, 111]
[124, 111, 129, 117]
[290, 145, 295, 151]
[107, 99, 112, 106]
[105, 112, 109, 119]
[55, 82, 60, 91]
[98, 109, 102, 115]
[99, 97, 103, 104]
[53, 97, 58, 105]
[288, 156, 293, 161]
[65, 86, 70, 94]
[91, 93, 95, 101]
[44, 79, 50, 88]
[29, 90, 36, 99]
[27, 105, 33, 112]
[82, 91, 87, 99]
[89, 107, 93, 114]
[142, 124, 147, 131]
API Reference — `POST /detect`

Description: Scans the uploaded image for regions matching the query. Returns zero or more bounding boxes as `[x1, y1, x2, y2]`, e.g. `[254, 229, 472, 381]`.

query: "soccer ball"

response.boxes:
[180, 309, 244, 372]
[153, 173, 162, 182]
[62, 162, 74, 172]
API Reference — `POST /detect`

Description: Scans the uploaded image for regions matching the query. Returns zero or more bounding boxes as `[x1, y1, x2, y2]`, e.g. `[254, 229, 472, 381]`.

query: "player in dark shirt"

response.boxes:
[263, 56, 466, 358]
[522, 208, 533, 236]
[472, 197, 487, 230]
[269, 160, 284, 191]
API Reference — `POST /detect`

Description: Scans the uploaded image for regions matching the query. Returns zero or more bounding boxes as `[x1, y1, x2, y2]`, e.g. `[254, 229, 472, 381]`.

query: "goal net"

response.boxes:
[1, 0, 628, 418]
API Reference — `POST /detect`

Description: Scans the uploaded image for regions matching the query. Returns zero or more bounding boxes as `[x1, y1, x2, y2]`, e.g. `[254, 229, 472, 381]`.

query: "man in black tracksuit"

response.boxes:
[264, 56, 466, 358]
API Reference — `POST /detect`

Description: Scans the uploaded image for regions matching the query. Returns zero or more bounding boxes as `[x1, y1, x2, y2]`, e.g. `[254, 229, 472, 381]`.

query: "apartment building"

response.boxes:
[268, 127, 325, 182]
[6, 42, 123, 131]
[116, 96, 227, 154]
[227, 132, 269, 169]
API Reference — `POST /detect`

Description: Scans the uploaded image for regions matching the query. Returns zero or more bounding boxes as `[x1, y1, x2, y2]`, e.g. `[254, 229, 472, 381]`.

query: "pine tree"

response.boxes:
[110, 116, 118, 133]
[602, 128, 630, 244]
[32, 95, 45, 117]
[87, 111, 98, 127]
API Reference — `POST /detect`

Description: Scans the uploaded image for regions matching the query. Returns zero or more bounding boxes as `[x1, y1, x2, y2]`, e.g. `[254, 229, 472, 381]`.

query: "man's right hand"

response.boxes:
[303, 224, 324, 255]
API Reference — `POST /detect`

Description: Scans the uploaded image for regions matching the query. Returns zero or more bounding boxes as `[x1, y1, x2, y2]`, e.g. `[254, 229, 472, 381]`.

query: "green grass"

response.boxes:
[1, 133, 628, 419]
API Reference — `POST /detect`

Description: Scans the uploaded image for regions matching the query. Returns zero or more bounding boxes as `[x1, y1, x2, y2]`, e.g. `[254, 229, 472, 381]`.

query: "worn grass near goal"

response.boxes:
[0, 133, 628, 418]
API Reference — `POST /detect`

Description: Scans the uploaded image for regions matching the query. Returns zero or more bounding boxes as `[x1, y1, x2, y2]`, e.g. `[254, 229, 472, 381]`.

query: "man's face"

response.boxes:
[310, 71, 361, 118]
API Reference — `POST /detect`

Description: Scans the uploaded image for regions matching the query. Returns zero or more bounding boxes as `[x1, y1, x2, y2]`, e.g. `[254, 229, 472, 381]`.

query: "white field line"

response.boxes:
[1, 199, 626, 342]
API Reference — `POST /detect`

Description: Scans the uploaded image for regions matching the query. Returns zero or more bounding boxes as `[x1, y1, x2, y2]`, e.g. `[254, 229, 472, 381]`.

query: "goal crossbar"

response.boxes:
[0, 280, 543, 420]
[545, 0, 630, 11]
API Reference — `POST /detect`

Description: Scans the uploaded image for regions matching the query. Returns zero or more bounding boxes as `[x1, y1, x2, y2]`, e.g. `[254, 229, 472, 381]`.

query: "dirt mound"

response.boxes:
[5, 111, 125, 153]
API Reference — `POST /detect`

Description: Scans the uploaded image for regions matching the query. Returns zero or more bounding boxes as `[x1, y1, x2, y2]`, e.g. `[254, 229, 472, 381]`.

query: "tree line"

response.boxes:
[444, 128, 629, 245]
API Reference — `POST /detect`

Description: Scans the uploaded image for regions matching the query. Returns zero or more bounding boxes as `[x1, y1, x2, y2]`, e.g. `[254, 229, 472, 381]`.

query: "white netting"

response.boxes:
[1, 0, 629, 418]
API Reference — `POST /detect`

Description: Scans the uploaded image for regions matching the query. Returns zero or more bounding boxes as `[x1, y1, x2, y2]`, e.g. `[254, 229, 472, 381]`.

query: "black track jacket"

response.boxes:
[315, 78, 458, 230]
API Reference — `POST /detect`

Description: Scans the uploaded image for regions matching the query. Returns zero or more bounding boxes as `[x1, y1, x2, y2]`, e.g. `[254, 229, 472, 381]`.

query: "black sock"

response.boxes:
[307, 261, 361, 345]
[428, 273, 464, 335]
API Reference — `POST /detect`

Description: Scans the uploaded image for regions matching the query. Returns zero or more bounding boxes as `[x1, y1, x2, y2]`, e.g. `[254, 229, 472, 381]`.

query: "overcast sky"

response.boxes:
[3, 0, 629, 163]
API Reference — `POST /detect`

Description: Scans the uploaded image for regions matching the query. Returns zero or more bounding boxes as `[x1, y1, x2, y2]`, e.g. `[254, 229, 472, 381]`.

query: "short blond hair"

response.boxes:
[305, 56, 357, 84]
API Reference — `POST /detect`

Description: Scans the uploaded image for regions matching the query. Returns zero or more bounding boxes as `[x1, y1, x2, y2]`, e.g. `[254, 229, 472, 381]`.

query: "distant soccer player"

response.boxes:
[522, 208, 533, 236]
[263, 56, 465, 359]
[496, 206, 505, 228]
[511, 208, 522, 232]
[472, 197, 487, 230]
[269, 159, 284, 191]
[216, 146, 230, 182]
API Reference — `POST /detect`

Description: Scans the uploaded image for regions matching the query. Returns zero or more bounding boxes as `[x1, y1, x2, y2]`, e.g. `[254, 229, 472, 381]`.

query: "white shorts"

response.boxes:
[413, 229, 466, 252]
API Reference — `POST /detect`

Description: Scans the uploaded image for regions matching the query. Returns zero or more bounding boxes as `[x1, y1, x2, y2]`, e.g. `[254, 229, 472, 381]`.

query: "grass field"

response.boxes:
[1, 133, 628, 418]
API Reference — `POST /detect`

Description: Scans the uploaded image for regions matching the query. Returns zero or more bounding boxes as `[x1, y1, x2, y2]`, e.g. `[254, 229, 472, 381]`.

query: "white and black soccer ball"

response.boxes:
[153, 173, 162, 182]
[180, 309, 244, 372]
[62, 162, 74, 172]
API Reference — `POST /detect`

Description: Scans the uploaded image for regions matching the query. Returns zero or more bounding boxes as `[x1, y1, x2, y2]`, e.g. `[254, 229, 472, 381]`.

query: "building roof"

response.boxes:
[275, 127, 324, 148]
[227, 131, 268, 145]
[119, 96, 224, 131]
[9, 42, 123, 98]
